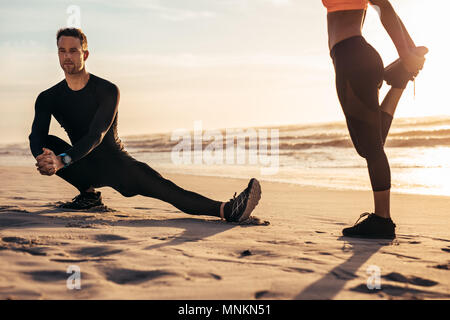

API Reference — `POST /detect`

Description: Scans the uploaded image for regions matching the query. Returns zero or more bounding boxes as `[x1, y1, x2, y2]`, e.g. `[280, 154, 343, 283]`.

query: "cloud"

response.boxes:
[87, 0, 216, 21]
[266, 0, 291, 6]
[218, 0, 291, 8]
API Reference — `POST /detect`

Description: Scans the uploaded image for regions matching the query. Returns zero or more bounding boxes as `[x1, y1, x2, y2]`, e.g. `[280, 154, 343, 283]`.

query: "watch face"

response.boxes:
[63, 155, 72, 165]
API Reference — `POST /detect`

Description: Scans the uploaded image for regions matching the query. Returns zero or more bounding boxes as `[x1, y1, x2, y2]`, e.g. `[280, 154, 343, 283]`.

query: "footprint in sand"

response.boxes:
[2, 237, 30, 245]
[25, 270, 92, 282]
[0, 245, 49, 256]
[94, 234, 128, 242]
[25, 270, 71, 282]
[71, 246, 123, 257]
[382, 272, 438, 287]
[102, 268, 178, 285]
[14, 247, 49, 256]
[1, 237, 49, 256]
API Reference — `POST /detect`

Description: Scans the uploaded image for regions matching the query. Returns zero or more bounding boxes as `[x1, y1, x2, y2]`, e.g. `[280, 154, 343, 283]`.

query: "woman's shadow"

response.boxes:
[294, 236, 392, 299]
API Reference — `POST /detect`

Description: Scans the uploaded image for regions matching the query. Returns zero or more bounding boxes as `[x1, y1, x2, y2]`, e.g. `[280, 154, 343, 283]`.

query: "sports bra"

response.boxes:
[322, 0, 369, 13]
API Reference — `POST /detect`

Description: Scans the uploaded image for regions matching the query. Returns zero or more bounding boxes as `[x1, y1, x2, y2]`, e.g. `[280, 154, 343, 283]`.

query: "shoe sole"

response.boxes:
[58, 201, 104, 210]
[342, 233, 396, 240]
[238, 178, 262, 222]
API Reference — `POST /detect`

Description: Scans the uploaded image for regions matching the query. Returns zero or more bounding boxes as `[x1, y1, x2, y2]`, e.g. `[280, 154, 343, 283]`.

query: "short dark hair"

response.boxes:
[56, 28, 88, 51]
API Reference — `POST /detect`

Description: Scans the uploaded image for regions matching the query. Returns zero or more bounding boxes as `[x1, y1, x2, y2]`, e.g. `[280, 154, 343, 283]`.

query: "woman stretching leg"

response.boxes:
[322, 0, 427, 238]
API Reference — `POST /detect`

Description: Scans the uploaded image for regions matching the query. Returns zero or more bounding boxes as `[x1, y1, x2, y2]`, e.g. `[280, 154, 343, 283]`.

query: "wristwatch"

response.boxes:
[58, 153, 72, 168]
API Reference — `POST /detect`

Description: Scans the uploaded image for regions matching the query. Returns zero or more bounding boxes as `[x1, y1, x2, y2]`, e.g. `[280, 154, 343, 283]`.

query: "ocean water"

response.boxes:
[2, 116, 450, 197]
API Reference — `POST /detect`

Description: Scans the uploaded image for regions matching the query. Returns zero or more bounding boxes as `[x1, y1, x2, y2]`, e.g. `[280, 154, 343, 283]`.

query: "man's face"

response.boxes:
[57, 36, 88, 74]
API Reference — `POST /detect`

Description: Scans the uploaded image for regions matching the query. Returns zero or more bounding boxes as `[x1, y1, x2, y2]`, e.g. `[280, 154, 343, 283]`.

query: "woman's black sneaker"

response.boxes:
[223, 178, 261, 222]
[342, 212, 396, 239]
[58, 191, 103, 210]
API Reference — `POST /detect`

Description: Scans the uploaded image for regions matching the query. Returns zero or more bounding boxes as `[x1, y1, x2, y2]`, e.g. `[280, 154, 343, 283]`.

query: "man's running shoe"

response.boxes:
[58, 191, 103, 210]
[223, 178, 261, 222]
[342, 212, 396, 239]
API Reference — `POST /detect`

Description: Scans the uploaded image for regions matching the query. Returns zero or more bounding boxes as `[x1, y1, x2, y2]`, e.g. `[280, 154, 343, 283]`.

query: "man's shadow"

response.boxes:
[0, 205, 260, 251]
[294, 236, 391, 300]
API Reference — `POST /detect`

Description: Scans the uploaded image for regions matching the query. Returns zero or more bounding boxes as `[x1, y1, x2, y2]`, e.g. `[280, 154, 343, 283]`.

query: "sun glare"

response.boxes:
[364, 0, 450, 119]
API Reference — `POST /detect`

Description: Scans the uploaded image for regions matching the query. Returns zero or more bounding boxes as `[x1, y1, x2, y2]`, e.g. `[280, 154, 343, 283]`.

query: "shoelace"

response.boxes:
[353, 212, 372, 226]
[229, 191, 248, 218]
[72, 192, 98, 203]
[230, 192, 240, 214]
[71, 194, 83, 202]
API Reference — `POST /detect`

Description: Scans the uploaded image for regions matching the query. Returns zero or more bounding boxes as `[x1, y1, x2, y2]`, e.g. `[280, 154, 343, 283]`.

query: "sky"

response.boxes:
[0, 0, 448, 144]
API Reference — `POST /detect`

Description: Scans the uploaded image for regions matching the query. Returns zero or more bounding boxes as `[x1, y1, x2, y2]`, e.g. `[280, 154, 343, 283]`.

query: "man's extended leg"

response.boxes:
[101, 154, 261, 221]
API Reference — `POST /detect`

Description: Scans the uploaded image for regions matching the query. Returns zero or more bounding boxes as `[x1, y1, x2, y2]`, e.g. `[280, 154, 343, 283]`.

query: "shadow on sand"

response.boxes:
[0, 204, 266, 251]
[294, 236, 391, 299]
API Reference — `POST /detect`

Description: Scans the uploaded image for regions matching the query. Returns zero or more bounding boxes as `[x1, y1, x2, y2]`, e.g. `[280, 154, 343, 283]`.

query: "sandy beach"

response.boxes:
[0, 165, 449, 300]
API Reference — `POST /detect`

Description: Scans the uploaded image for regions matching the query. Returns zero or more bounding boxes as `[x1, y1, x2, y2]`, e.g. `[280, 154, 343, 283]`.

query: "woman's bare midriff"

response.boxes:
[327, 9, 366, 51]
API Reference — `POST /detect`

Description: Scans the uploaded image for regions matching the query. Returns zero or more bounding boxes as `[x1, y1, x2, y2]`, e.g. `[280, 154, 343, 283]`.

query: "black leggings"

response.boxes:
[331, 36, 393, 192]
[43, 135, 222, 216]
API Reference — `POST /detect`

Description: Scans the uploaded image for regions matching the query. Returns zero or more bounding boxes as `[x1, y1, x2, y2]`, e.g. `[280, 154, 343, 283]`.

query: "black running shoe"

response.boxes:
[342, 212, 396, 239]
[58, 191, 103, 210]
[223, 178, 262, 222]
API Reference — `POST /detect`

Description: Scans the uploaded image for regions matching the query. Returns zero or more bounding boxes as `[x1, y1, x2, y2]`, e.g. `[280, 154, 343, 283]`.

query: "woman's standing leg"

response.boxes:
[331, 36, 396, 238]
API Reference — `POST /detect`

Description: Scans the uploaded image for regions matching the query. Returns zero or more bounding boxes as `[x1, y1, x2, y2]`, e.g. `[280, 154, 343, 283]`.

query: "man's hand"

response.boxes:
[35, 147, 65, 176]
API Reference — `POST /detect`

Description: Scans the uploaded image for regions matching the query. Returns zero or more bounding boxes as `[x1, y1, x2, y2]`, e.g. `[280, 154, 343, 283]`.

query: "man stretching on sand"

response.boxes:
[29, 28, 261, 223]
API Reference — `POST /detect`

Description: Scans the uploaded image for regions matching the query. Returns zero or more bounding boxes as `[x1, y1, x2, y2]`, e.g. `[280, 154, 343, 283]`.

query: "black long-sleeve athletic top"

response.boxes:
[29, 74, 125, 163]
